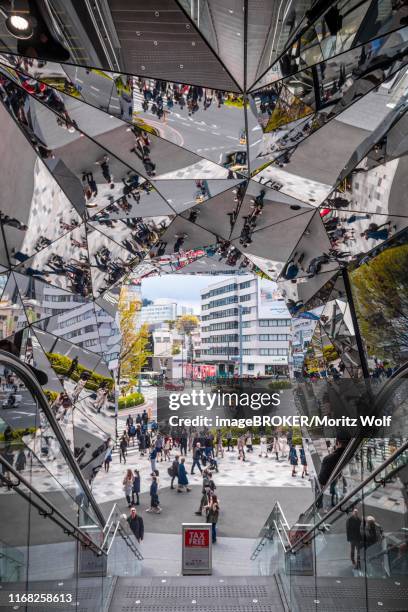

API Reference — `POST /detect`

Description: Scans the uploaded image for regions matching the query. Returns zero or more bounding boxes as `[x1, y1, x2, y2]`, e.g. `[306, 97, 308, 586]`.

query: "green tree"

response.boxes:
[118, 297, 151, 379]
[351, 244, 408, 361]
[176, 314, 199, 335]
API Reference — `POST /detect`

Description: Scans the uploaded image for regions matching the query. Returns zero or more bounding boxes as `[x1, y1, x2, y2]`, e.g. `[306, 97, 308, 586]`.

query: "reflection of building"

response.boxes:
[140, 299, 194, 326]
[199, 275, 292, 376]
[292, 313, 320, 374]
[41, 287, 120, 362]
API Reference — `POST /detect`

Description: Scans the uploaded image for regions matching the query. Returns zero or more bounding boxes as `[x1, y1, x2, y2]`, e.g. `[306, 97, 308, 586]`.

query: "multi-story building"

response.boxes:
[140, 299, 194, 326]
[199, 275, 291, 377]
[40, 286, 121, 364]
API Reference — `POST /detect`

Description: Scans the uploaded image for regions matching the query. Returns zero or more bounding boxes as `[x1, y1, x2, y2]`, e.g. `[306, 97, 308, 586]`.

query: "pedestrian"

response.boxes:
[346, 507, 361, 568]
[195, 469, 213, 516]
[215, 429, 224, 458]
[163, 436, 171, 461]
[226, 430, 233, 451]
[149, 446, 158, 473]
[272, 433, 280, 460]
[299, 447, 308, 477]
[237, 436, 246, 462]
[126, 507, 144, 543]
[170, 454, 180, 490]
[246, 432, 253, 453]
[191, 442, 203, 474]
[205, 493, 220, 544]
[259, 434, 268, 458]
[128, 422, 137, 446]
[119, 434, 128, 464]
[146, 474, 161, 513]
[289, 444, 298, 477]
[122, 469, 134, 507]
[132, 469, 141, 505]
[104, 447, 112, 472]
[180, 429, 188, 456]
[177, 457, 191, 492]
[139, 431, 146, 456]
[155, 433, 164, 462]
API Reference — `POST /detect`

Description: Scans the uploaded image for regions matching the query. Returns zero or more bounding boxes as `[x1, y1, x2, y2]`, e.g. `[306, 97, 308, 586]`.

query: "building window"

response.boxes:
[239, 280, 251, 289]
[239, 293, 252, 302]
[247, 363, 255, 371]
[259, 319, 291, 327]
[259, 334, 290, 341]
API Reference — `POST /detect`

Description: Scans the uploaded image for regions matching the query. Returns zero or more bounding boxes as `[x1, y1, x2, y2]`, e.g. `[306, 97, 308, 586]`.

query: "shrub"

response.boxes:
[117, 392, 145, 410]
[46, 353, 114, 391]
[268, 380, 292, 390]
[0, 427, 36, 442]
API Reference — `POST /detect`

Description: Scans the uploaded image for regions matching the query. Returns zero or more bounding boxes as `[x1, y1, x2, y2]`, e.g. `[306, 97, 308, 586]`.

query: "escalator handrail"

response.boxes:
[288, 439, 408, 554]
[295, 362, 408, 521]
[0, 349, 106, 528]
[0, 453, 106, 557]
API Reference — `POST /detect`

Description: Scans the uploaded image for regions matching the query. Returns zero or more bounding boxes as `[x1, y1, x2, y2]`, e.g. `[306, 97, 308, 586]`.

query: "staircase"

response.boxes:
[107, 576, 286, 612]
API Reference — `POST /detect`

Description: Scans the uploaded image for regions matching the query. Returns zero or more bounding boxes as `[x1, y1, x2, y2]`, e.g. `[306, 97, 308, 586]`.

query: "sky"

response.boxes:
[141, 274, 278, 313]
[141, 275, 232, 312]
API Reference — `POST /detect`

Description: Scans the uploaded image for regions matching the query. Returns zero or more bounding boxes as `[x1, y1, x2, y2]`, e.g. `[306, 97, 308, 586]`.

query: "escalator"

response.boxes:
[251, 366, 408, 611]
[251, 440, 408, 611]
[0, 350, 142, 611]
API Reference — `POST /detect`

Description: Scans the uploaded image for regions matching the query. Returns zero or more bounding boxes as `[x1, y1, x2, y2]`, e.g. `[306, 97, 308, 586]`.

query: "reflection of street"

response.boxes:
[132, 85, 248, 165]
[0, 388, 37, 429]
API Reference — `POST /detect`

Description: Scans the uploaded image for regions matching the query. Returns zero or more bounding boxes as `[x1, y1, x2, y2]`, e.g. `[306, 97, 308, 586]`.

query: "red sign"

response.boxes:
[184, 529, 209, 548]
[185, 364, 216, 380]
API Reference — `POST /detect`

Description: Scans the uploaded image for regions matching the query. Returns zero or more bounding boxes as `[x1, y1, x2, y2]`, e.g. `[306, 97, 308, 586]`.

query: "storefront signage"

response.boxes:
[182, 523, 212, 575]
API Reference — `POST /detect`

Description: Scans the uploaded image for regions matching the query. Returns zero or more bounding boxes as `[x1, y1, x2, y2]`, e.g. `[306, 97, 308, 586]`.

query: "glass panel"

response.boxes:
[0, 414, 30, 597]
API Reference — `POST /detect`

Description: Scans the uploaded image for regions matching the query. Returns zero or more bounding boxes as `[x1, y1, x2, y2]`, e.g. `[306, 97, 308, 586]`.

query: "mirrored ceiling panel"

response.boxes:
[253, 0, 408, 89]
[14, 226, 92, 298]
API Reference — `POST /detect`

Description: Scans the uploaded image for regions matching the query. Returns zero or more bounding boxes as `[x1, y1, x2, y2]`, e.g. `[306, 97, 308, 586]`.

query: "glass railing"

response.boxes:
[0, 350, 142, 609]
[263, 441, 408, 612]
[291, 364, 408, 531]
[251, 501, 291, 575]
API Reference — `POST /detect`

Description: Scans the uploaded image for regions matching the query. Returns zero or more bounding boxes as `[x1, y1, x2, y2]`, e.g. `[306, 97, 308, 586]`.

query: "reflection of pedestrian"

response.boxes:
[346, 508, 361, 568]
[104, 448, 112, 472]
[66, 356, 78, 378]
[15, 449, 26, 472]
[361, 515, 384, 575]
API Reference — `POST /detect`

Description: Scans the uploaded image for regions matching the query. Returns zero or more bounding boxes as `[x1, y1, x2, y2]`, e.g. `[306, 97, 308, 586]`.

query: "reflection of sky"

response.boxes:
[142, 274, 278, 312]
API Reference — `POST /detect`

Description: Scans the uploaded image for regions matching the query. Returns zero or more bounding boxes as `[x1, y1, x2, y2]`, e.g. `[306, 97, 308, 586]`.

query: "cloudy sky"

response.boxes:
[141, 274, 277, 313]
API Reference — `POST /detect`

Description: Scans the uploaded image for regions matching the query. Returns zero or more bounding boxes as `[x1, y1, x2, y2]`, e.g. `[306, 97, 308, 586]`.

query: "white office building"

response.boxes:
[199, 275, 292, 377]
[140, 299, 194, 325]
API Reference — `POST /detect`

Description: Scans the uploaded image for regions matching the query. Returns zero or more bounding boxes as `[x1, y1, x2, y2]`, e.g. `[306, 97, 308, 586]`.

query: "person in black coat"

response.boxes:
[170, 455, 180, 489]
[346, 507, 361, 568]
[132, 469, 141, 505]
[127, 507, 144, 543]
[318, 431, 351, 487]
[147, 474, 161, 513]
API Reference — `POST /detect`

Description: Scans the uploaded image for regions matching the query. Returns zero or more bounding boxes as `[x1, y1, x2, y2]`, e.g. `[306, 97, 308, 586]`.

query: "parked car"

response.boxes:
[164, 380, 185, 391]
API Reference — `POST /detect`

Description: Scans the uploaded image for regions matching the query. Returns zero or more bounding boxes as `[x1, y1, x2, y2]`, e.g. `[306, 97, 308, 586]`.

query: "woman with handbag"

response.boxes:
[205, 493, 220, 544]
